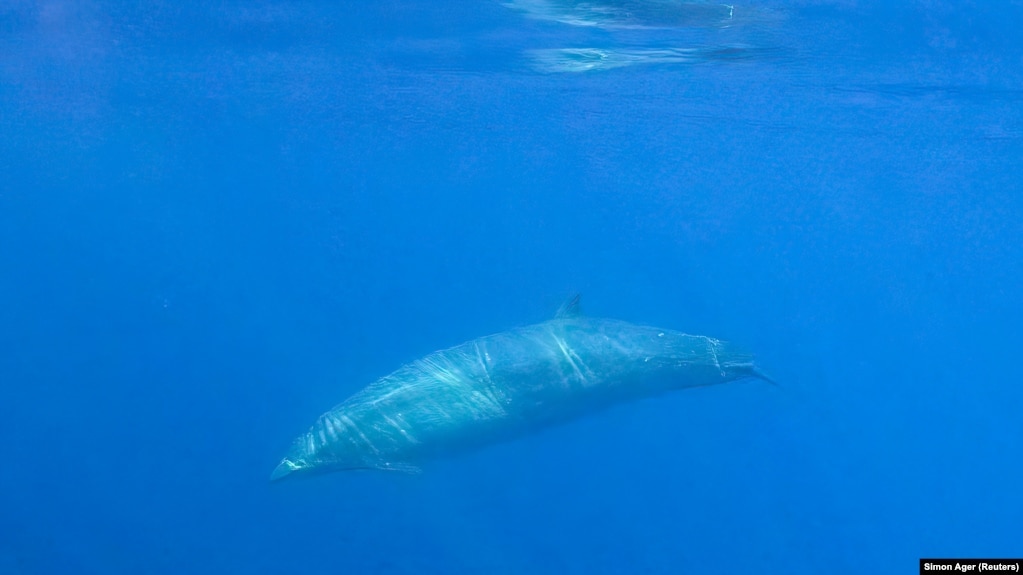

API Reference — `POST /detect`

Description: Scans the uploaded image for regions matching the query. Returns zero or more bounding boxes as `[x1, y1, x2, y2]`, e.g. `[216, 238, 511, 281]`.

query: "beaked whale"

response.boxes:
[270, 296, 770, 481]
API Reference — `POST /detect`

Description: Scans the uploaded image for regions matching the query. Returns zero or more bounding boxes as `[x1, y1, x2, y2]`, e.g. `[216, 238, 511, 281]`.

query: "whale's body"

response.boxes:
[271, 298, 767, 481]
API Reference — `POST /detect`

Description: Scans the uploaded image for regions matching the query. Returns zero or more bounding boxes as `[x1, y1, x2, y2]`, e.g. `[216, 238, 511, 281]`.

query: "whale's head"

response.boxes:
[269, 426, 367, 482]
[269, 450, 370, 482]
[269, 456, 307, 482]
[270, 422, 419, 481]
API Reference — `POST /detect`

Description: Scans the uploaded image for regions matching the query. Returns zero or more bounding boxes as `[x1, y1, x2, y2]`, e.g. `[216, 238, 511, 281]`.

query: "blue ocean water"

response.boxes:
[2, 0, 1021, 573]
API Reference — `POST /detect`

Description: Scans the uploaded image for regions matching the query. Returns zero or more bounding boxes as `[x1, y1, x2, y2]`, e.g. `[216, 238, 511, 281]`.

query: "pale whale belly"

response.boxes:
[271, 304, 766, 481]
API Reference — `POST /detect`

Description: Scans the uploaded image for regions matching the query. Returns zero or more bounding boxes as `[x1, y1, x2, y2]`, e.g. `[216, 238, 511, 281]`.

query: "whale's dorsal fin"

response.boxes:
[555, 294, 582, 319]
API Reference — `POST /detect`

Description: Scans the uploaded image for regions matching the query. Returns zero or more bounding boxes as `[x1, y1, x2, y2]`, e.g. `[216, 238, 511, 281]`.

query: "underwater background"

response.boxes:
[2, 0, 1021, 573]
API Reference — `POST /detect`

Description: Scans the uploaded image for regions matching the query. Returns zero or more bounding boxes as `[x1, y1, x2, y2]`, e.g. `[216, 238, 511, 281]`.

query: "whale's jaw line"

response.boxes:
[270, 458, 401, 482]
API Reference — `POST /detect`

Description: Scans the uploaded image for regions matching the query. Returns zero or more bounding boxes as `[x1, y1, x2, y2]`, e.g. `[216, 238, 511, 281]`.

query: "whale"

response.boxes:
[270, 296, 770, 481]
[503, 0, 736, 30]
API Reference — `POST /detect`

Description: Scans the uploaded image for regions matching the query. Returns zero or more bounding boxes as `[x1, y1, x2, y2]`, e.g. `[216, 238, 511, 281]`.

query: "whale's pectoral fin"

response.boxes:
[555, 293, 582, 319]
[374, 462, 423, 475]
